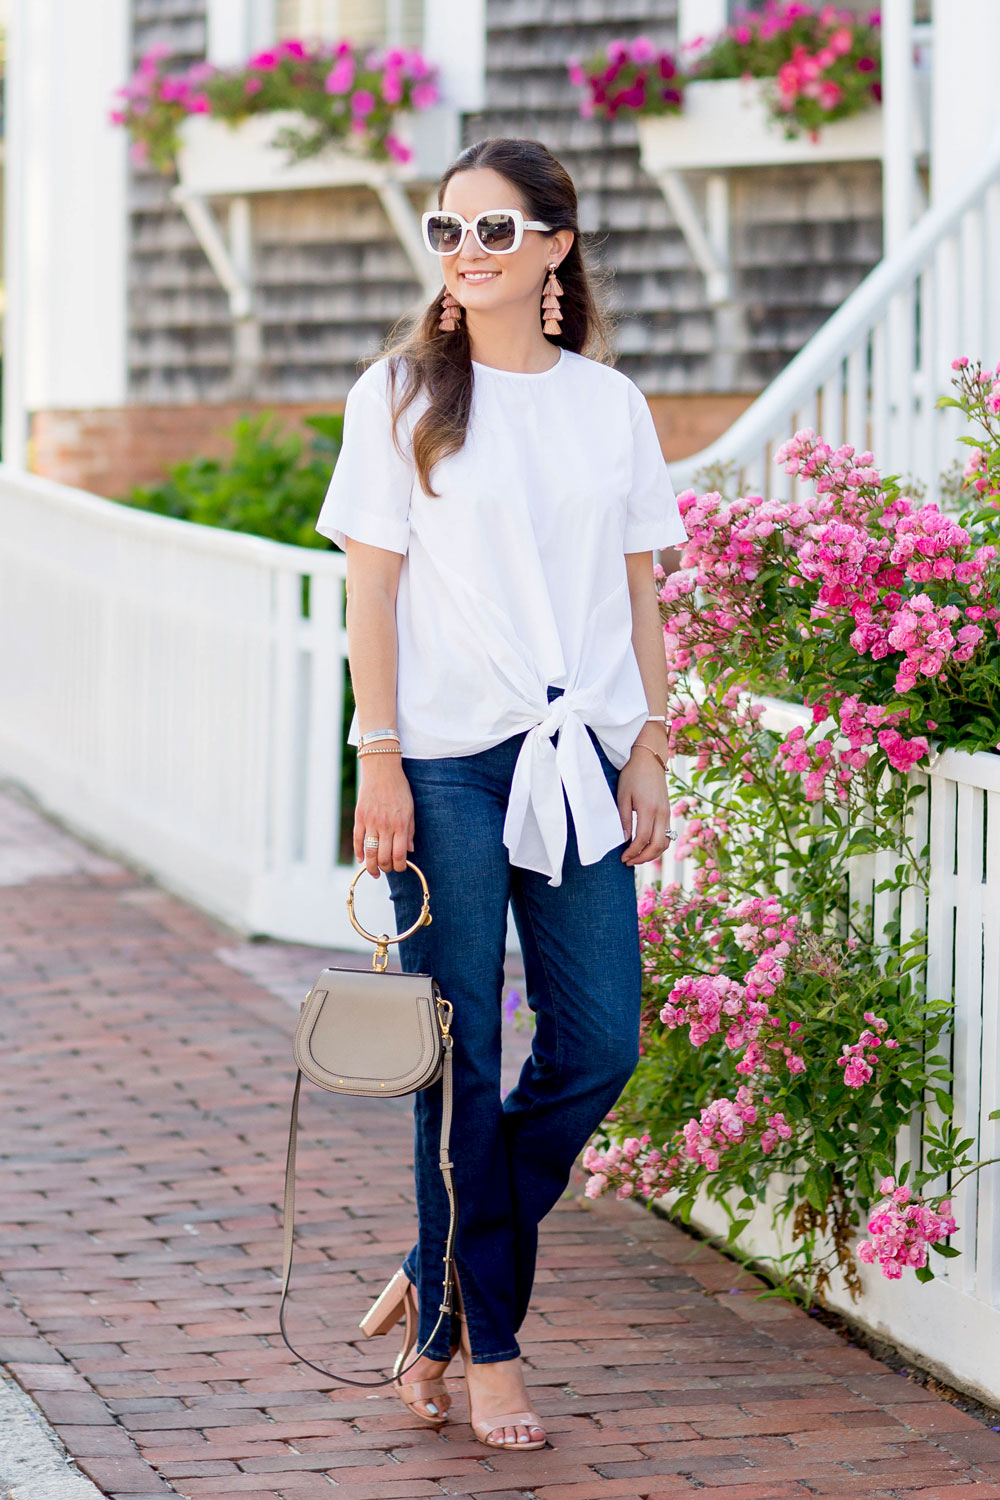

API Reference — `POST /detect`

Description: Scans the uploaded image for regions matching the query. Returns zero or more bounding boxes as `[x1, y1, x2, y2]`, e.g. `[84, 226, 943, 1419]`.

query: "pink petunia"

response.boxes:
[325, 55, 355, 94]
[384, 132, 412, 164]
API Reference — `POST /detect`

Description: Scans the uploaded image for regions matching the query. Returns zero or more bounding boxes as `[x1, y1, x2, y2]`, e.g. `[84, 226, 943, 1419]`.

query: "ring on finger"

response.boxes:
[363, 835, 380, 850]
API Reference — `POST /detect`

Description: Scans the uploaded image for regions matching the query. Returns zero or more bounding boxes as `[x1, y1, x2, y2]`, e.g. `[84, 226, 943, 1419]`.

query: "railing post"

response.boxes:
[881, 0, 916, 256]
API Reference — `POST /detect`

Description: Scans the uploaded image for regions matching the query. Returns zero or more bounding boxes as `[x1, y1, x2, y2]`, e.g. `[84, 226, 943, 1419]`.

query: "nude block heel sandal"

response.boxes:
[458, 1314, 547, 1450]
[359, 1267, 453, 1426]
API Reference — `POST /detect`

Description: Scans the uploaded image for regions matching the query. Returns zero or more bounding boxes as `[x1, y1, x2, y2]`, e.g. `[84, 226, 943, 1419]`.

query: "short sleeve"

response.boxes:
[624, 383, 688, 552]
[314, 363, 413, 555]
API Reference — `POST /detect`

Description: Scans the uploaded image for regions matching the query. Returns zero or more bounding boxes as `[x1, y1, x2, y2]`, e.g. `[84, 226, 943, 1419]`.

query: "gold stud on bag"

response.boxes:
[278, 861, 458, 1385]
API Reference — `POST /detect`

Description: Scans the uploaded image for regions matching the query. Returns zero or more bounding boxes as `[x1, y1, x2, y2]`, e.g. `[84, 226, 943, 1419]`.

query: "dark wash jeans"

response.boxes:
[386, 686, 642, 1364]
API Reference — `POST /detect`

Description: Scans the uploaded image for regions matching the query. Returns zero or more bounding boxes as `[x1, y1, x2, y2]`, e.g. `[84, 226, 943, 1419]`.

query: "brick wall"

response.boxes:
[31, 402, 344, 498]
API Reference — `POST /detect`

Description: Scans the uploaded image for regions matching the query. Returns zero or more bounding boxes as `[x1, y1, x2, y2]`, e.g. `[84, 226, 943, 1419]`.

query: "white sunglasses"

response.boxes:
[421, 208, 554, 257]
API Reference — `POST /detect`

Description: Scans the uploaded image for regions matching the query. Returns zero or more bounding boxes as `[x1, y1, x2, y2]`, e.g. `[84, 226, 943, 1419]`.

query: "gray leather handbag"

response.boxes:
[278, 861, 457, 1385]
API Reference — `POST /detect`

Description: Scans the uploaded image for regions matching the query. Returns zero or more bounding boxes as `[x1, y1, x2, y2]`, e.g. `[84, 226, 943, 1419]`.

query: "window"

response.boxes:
[275, 0, 424, 48]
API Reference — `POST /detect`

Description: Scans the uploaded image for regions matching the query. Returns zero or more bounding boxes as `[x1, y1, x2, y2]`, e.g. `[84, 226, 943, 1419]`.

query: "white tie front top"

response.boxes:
[315, 347, 687, 886]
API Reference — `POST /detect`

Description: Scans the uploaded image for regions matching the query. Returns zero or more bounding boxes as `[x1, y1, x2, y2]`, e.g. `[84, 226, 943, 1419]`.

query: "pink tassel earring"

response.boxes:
[439, 288, 462, 332]
[541, 263, 563, 336]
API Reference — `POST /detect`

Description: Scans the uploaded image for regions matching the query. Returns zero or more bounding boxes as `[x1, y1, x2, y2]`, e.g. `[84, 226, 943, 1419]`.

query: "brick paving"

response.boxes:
[2, 781, 1000, 1500]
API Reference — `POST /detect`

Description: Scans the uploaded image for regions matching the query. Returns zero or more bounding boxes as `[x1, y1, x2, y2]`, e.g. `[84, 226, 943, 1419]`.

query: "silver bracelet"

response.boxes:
[358, 728, 400, 748]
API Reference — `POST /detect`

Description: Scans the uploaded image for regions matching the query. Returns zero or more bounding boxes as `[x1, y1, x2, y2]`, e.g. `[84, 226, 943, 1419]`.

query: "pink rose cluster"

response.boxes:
[836, 1011, 900, 1088]
[682, 1088, 792, 1170]
[568, 37, 683, 121]
[662, 490, 816, 676]
[660, 972, 770, 1054]
[582, 1088, 794, 1202]
[778, 429, 998, 695]
[659, 894, 805, 1079]
[856, 1176, 956, 1278]
[776, 694, 929, 801]
[636, 880, 728, 968]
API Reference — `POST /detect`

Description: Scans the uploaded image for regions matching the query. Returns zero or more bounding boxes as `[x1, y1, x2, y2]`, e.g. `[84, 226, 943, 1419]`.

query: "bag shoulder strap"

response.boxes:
[278, 1037, 457, 1386]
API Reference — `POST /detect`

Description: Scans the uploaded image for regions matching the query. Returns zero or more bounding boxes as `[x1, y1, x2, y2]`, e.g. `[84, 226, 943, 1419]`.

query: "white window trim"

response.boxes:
[676, 0, 726, 51]
[207, 0, 277, 66]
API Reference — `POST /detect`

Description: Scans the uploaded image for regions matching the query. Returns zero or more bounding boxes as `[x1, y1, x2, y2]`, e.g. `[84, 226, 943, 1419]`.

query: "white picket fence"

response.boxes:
[668, 131, 1000, 498]
[0, 466, 397, 948]
[659, 698, 1000, 1407]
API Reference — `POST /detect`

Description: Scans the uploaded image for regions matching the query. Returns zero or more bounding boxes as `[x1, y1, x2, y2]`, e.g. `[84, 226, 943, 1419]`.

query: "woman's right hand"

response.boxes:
[353, 758, 415, 879]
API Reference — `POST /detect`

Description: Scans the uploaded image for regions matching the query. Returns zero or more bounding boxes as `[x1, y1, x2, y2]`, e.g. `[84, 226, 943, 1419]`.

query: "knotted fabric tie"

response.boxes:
[502, 698, 626, 886]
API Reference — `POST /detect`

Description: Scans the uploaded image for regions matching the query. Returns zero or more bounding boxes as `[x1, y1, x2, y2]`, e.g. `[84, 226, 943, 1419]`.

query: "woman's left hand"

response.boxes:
[617, 748, 673, 867]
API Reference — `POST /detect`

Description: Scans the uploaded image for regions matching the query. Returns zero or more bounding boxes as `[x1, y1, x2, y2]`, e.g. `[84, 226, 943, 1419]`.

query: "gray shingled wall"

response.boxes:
[126, 0, 883, 403]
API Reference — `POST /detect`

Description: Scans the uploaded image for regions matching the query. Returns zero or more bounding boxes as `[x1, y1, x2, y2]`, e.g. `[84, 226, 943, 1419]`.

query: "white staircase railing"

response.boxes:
[668, 132, 1000, 498]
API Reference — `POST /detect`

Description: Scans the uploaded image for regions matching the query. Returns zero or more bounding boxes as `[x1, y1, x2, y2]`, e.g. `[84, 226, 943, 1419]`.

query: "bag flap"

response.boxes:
[294, 967, 440, 1094]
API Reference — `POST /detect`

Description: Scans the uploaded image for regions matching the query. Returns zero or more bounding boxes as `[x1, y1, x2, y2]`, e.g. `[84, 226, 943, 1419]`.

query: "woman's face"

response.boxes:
[437, 166, 573, 318]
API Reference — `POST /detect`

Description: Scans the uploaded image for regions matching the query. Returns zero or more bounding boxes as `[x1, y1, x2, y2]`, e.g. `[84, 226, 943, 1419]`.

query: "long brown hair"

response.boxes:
[379, 137, 613, 496]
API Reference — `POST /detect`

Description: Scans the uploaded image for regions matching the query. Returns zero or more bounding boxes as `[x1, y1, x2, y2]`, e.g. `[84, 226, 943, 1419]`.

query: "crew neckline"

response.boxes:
[471, 348, 565, 379]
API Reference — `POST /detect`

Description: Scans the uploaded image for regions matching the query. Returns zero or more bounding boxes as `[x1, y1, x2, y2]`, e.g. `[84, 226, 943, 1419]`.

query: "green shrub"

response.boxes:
[120, 412, 344, 550]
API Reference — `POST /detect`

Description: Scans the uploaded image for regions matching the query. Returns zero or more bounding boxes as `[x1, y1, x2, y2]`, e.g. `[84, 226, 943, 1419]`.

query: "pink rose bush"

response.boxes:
[113, 39, 438, 173]
[567, 4, 882, 140]
[583, 360, 1000, 1297]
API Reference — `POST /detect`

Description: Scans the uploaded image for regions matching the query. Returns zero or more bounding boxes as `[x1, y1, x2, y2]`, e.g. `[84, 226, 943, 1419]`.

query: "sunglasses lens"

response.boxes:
[476, 213, 518, 252]
[426, 214, 464, 254]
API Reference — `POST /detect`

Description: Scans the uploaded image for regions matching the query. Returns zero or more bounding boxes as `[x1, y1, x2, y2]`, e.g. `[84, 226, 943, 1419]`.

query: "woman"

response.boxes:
[314, 136, 686, 1452]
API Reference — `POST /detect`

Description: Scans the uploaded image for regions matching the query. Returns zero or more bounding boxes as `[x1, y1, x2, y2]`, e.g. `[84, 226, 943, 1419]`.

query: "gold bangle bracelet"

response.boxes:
[633, 741, 667, 773]
[357, 744, 402, 757]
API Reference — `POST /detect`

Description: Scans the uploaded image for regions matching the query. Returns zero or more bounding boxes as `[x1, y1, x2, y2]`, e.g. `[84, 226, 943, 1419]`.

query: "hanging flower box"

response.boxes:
[175, 106, 457, 197]
[112, 37, 452, 181]
[636, 74, 929, 174]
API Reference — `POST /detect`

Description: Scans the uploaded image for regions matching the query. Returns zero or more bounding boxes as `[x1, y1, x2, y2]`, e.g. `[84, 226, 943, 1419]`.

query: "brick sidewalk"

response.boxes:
[2, 783, 1000, 1500]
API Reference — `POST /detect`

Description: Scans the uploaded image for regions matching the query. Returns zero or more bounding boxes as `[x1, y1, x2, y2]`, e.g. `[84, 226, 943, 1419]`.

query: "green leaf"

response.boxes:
[812, 1132, 838, 1163]
[727, 1218, 751, 1243]
[915, 1264, 935, 1283]
[803, 1167, 828, 1213]
[933, 1089, 954, 1117]
[931, 1243, 961, 1258]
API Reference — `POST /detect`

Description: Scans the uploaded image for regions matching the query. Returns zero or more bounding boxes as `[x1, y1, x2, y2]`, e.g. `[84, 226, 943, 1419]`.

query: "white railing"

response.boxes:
[0, 468, 396, 949]
[668, 132, 1000, 499]
[659, 699, 1000, 1407]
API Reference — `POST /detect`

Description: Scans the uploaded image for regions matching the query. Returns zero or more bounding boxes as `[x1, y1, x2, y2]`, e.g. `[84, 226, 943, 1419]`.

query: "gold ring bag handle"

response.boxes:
[279, 860, 458, 1387]
[347, 857, 432, 970]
